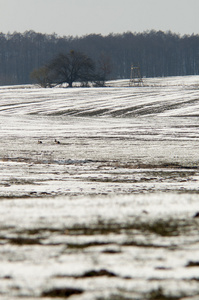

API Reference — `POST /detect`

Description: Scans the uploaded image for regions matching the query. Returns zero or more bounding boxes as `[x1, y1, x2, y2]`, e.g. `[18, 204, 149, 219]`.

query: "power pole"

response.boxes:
[129, 65, 143, 86]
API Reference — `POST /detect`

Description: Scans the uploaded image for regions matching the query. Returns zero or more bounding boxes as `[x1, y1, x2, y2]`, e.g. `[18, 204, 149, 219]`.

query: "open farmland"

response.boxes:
[0, 76, 199, 299]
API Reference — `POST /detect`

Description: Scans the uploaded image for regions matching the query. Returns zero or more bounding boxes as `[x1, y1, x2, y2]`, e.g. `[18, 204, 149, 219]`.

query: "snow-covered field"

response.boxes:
[0, 76, 199, 299]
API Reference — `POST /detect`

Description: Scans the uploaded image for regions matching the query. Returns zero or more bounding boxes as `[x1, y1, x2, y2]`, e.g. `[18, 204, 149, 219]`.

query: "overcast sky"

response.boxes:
[0, 0, 198, 37]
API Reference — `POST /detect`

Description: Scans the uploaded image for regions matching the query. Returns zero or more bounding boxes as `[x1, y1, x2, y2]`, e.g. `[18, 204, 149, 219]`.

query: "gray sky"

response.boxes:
[0, 0, 198, 37]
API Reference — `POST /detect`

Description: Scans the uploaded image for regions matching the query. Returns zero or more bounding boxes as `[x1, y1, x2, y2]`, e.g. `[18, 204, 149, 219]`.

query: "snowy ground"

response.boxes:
[0, 76, 199, 299]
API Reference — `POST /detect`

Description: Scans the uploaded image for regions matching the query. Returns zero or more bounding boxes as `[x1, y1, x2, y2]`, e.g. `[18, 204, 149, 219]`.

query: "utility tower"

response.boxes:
[129, 65, 143, 86]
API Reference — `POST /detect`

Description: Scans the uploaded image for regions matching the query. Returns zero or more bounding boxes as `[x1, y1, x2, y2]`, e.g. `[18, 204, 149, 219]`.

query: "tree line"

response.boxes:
[0, 30, 199, 85]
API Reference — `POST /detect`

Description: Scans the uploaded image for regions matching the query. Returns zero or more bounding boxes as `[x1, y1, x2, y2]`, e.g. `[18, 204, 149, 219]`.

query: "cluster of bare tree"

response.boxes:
[31, 50, 111, 87]
[0, 30, 199, 85]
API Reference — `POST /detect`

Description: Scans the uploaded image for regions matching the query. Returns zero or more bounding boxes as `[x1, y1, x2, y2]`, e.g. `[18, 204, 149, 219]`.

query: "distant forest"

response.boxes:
[0, 30, 199, 85]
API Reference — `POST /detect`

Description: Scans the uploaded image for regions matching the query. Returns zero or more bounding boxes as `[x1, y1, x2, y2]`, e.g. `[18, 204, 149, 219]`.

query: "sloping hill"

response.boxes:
[0, 76, 198, 117]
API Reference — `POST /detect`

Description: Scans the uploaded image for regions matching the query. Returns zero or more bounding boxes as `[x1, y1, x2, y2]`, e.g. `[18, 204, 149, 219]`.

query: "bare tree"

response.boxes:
[30, 66, 52, 88]
[47, 50, 95, 87]
[94, 53, 112, 86]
